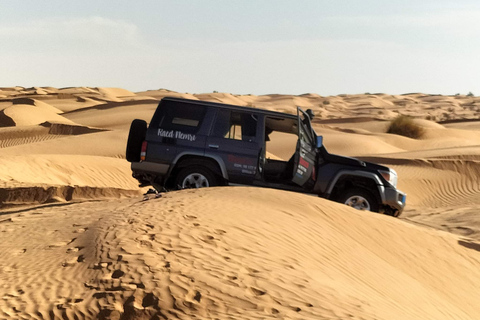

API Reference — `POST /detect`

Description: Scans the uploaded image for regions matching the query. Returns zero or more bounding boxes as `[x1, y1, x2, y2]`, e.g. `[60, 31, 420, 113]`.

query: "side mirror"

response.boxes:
[316, 136, 323, 148]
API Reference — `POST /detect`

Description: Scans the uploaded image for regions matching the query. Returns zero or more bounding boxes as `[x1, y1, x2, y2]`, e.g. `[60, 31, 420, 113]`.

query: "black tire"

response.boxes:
[174, 166, 218, 189]
[337, 188, 379, 212]
[126, 119, 147, 162]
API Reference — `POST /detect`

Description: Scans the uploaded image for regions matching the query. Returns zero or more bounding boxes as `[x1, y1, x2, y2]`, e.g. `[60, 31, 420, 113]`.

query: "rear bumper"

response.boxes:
[383, 186, 406, 216]
[131, 161, 170, 186]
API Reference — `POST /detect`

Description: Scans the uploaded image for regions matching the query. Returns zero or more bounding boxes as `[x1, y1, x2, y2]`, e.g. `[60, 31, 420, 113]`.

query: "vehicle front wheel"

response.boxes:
[174, 166, 218, 189]
[337, 188, 379, 212]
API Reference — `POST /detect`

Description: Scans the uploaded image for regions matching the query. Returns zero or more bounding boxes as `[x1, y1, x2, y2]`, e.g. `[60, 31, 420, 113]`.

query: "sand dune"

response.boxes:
[0, 154, 138, 189]
[310, 120, 480, 157]
[193, 93, 250, 106]
[0, 153, 142, 207]
[0, 125, 60, 148]
[62, 100, 159, 130]
[12, 98, 63, 113]
[1, 103, 74, 127]
[2, 188, 480, 319]
[1, 130, 126, 158]
[136, 89, 199, 101]
[358, 157, 480, 208]
[0, 184, 140, 207]
[1, 86, 480, 319]
[96, 87, 136, 98]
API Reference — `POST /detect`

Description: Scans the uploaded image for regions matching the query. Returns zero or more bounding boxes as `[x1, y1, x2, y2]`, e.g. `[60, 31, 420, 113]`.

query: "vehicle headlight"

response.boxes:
[379, 169, 397, 187]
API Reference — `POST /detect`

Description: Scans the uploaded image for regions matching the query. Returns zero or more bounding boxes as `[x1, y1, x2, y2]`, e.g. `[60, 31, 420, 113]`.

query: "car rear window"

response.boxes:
[156, 101, 206, 133]
[171, 117, 199, 127]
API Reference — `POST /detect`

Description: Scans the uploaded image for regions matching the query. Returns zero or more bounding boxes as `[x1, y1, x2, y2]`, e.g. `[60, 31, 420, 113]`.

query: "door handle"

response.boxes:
[208, 144, 219, 149]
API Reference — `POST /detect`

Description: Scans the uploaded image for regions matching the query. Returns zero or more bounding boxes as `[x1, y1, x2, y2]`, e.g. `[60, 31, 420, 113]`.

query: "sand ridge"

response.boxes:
[2, 188, 480, 319]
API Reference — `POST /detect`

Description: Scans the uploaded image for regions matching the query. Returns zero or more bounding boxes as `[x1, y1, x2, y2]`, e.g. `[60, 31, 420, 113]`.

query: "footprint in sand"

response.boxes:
[249, 287, 266, 296]
[199, 234, 216, 245]
[270, 308, 280, 314]
[2, 266, 15, 273]
[62, 254, 85, 267]
[142, 292, 160, 308]
[66, 246, 84, 253]
[13, 248, 26, 256]
[74, 227, 88, 234]
[193, 291, 202, 302]
[48, 241, 70, 249]
[55, 297, 84, 309]
[246, 267, 260, 274]
[111, 270, 125, 279]
[2, 289, 25, 300]
[93, 262, 111, 269]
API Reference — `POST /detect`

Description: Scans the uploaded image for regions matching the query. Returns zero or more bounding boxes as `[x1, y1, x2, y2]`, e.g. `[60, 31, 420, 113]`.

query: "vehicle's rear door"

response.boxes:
[206, 109, 261, 184]
[291, 107, 317, 188]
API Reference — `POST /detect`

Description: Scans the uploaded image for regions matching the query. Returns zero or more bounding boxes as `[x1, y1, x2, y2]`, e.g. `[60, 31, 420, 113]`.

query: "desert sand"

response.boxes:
[1, 87, 480, 319]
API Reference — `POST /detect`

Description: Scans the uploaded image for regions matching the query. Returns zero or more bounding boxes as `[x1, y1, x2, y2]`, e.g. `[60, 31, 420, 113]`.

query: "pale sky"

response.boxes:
[1, 1, 480, 96]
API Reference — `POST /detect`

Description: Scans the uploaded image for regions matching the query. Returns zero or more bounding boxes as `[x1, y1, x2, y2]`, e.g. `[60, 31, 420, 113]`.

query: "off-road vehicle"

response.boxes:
[126, 97, 406, 216]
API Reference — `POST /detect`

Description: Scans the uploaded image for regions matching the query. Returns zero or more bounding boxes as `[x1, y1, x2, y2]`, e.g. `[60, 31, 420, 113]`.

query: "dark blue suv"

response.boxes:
[126, 97, 406, 216]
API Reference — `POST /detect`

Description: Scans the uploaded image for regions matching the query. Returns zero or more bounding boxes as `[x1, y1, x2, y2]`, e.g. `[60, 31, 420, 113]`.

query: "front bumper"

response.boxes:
[383, 187, 406, 216]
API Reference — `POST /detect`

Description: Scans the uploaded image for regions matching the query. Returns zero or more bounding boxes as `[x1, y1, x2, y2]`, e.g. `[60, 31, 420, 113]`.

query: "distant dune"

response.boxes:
[1, 86, 480, 319]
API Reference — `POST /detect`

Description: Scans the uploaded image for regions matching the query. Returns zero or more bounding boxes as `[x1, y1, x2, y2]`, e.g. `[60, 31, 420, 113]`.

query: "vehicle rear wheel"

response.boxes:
[337, 188, 379, 212]
[126, 119, 147, 162]
[174, 166, 218, 189]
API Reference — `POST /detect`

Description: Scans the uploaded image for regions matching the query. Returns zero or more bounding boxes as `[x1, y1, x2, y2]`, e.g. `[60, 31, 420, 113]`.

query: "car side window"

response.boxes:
[158, 102, 206, 133]
[212, 110, 257, 142]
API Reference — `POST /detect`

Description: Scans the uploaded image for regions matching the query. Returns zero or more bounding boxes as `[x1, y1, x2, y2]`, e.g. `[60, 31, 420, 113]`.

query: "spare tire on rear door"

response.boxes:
[126, 119, 147, 162]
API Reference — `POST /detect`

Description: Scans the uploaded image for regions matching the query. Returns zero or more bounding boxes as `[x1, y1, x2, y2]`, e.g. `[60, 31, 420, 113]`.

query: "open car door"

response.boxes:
[292, 107, 317, 187]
